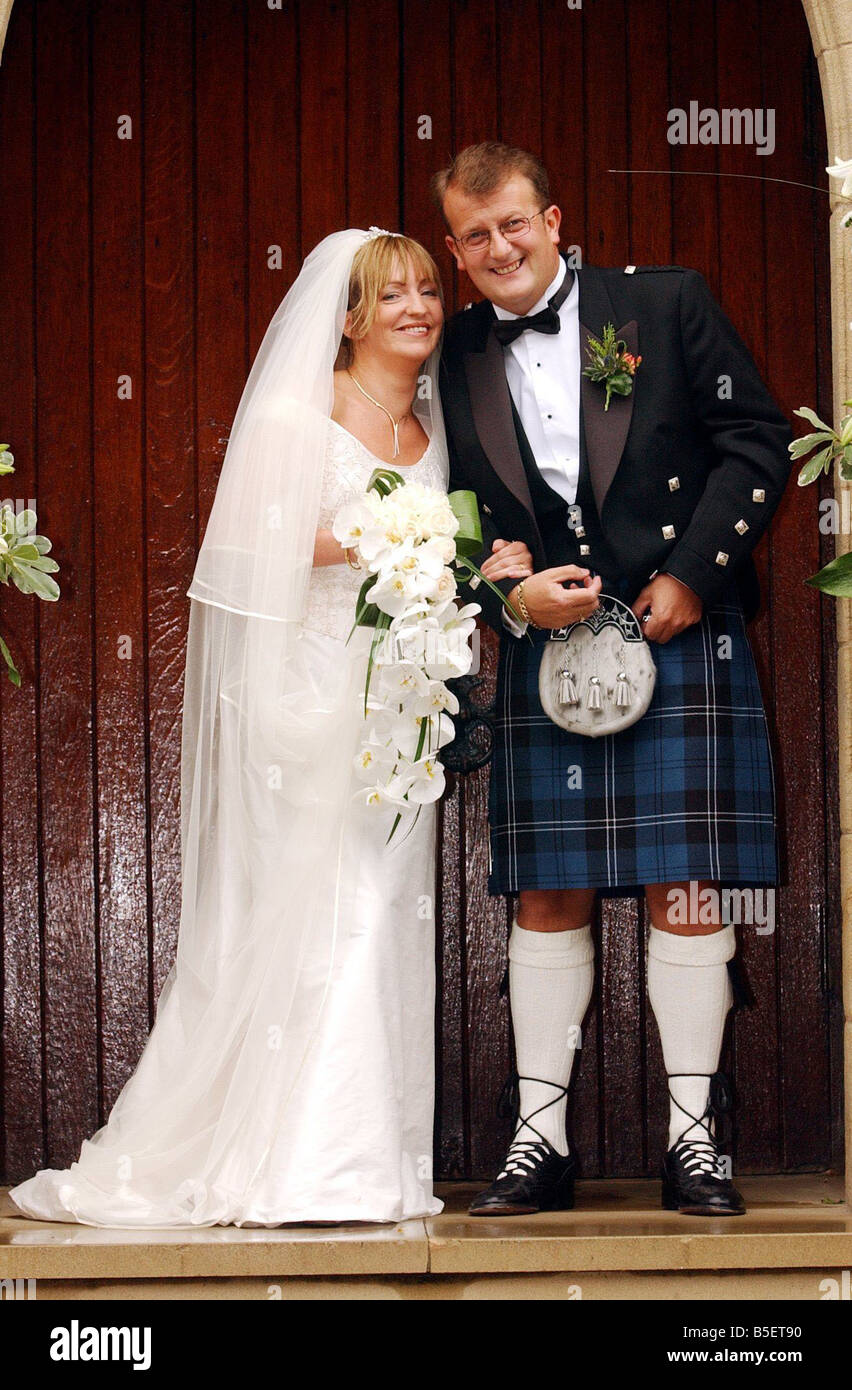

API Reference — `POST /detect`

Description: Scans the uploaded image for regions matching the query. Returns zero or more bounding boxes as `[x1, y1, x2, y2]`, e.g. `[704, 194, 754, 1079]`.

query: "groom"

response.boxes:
[432, 142, 793, 1217]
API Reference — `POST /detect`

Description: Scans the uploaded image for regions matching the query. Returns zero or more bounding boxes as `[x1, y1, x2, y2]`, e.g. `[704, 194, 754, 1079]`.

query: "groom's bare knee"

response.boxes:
[516, 888, 597, 932]
[645, 879, 725, 936]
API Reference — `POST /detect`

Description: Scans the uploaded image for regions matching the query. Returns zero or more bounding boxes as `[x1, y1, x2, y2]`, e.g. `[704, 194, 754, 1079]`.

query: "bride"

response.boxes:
[9, 228, 532, 1227]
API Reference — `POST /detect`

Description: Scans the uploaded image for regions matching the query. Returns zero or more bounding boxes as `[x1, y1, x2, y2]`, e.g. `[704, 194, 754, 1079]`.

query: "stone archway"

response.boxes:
[0, 2, 12, 67]
[0, 0, 849, 1200]
[800, 0, 852, 1202]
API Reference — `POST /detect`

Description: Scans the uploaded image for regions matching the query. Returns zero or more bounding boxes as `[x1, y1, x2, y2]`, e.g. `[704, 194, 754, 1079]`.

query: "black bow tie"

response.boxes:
[492, 266, 574, 346]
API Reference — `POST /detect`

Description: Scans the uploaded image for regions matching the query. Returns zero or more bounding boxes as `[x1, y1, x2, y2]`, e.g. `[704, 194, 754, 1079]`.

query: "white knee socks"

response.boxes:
[647, 925, 736, 1151]
[507, 920, 595, 1156]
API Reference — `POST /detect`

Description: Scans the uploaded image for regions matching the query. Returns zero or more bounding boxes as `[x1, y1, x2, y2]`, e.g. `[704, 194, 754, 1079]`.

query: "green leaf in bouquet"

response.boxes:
[366, 466, 405, 497]
[804, 550, 852, 596]
[447, 488, 482, 557]
[346, 574, 380, 643]
[353, 573, 380, 627]
[15, 509, 37, 537]
[453, 557, 534, 642]
[364, 609, 391, 714]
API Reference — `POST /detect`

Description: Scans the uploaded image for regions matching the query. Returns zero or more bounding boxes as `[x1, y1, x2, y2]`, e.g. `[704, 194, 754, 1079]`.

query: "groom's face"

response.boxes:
[443, 174, 562, 316]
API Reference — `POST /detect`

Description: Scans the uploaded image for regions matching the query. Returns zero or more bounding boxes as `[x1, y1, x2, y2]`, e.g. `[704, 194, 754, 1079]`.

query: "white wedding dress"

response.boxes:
[10, 418, 447, 1227]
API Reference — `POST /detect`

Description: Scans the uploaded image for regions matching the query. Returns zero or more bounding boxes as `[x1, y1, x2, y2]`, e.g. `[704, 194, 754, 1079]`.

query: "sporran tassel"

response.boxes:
[587, 676, 602, 710]
[616, 671, 632, 707]
[558, 668, 578, 706]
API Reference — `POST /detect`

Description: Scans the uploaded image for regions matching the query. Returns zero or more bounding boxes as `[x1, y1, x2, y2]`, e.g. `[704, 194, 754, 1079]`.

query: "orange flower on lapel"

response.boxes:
[582, 322, 642, 411]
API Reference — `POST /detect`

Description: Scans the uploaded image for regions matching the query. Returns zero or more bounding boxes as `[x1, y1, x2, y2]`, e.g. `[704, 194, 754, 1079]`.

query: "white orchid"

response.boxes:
[405, 755, 447, 804]
[353, 734, 397, 783]
[408, 681, 460, 718]
[388, 710, 455, 759]
[423, 629, 475, 681]
[357, 778, 412, 811]
[375, 660, 431, 704]
[332, 497, 382, 548]
[418, 565, 458, 606]
[365, 568, 424, 618]
[440, 600, 482, 633]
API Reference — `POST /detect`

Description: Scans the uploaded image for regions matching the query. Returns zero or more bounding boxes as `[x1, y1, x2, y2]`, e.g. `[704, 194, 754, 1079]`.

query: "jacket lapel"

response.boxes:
[462, 305, 539, 524]
[577, 265, 638, 516]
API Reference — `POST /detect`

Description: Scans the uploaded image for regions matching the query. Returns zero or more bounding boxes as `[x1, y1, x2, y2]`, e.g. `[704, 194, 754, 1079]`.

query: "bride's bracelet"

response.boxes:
[344, 547, 362, 571]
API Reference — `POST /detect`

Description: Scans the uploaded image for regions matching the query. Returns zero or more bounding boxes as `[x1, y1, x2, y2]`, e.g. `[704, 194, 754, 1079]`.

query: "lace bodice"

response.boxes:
[302, 419, 449, 643]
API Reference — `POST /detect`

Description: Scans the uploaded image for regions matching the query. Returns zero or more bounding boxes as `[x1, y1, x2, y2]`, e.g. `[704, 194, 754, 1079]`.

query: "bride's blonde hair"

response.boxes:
[336, 233, 444, 368]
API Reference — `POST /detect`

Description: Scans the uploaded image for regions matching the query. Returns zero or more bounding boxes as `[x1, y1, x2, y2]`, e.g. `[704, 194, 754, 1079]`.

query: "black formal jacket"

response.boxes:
[439, 261, 794, 631]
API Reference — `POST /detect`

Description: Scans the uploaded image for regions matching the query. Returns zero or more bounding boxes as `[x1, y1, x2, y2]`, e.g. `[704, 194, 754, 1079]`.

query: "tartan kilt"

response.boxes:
[487, 575, 779, 894]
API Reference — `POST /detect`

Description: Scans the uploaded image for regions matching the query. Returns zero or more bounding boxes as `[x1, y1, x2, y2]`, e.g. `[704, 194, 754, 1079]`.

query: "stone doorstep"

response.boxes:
[0, 1175, 849, 1283]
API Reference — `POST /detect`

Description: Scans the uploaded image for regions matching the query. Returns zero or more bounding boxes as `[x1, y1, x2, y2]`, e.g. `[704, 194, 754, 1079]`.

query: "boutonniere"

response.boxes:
[582, 323, 641, 411]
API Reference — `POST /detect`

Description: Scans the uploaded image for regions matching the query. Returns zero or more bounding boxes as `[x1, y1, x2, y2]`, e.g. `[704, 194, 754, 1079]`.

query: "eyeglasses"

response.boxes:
[452, 209, 548, 253]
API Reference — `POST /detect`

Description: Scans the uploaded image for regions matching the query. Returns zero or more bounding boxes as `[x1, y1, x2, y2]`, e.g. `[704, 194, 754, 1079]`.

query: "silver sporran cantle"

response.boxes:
[537, 592, 657, 737]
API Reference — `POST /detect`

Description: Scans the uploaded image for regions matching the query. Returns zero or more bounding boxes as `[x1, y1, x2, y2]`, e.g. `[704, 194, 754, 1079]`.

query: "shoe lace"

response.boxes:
[494, 1072, 571, 1179]
[668, 1070, 733, 1179]
[497, 1140, 552, 1180]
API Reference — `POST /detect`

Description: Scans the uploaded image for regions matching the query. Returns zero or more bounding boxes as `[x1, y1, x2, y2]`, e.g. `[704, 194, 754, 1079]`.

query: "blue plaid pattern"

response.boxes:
[488, 578, 778, 894]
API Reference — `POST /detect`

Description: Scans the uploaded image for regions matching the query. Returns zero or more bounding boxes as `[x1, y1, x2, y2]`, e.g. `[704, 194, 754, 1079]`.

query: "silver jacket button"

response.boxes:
[735, 518, 749, 534]
[715, 550, 729, 566]
[752, 488, 765, 502]
[662, 524, 676, 539]
[668, 476, 680, 491]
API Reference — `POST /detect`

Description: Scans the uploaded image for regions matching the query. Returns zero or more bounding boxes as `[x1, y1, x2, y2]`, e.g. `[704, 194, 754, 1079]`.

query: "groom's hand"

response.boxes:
[507, 567, 602, 629]
[630, 573, 703, 643]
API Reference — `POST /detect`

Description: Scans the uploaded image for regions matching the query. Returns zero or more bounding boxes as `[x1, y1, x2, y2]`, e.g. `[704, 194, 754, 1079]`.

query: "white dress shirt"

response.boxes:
[492, 255, 581, 635]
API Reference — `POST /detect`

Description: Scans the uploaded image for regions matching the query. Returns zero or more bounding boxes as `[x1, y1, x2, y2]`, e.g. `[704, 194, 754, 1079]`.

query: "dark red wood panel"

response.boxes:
[143, 0, 196, 998]
[34, 0, 99, 1167]
[0, 0, 840, 1186]
[90, 0, 150, 1116]
[246, 0, 301, 350]
[299, 0, 347, 254]
[0, 0, 42, 1179]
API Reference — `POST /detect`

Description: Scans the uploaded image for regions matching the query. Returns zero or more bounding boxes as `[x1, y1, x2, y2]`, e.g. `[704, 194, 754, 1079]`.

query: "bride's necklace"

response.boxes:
[347, 369, 415, 459]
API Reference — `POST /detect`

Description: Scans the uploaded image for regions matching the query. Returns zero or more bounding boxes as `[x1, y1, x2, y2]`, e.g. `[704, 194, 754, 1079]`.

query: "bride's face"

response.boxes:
[352, 257, 443, 367]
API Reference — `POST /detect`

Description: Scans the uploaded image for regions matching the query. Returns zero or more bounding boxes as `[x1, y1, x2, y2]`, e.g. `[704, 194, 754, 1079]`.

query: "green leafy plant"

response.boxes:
[791, 404, 852, 597]
[0, 443, 61, 685]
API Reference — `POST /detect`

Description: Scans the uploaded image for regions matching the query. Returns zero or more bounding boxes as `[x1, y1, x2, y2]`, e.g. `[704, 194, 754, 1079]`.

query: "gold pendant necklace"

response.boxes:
[347, 369, 413, 459]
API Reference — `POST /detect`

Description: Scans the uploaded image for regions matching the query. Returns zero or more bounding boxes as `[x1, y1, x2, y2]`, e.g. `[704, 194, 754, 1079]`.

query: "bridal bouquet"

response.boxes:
[333, 468, 518, 842]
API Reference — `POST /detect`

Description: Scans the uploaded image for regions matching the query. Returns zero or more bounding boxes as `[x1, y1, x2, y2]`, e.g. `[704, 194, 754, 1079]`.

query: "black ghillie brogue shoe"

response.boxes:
[660, 1070, 746, 1216]
[468, 1074, 576, 1216]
